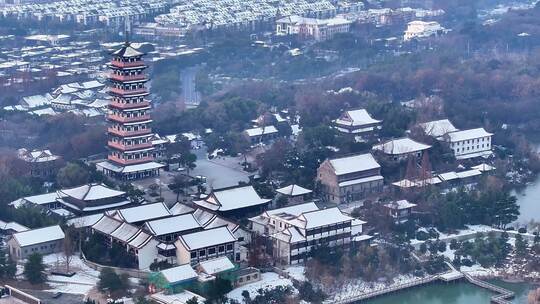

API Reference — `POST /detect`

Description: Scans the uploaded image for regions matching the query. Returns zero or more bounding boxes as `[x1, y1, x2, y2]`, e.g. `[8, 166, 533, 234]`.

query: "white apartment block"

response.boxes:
[250, 202, 360, 265]
[442, 128, 493, 160]
[404, 20, 445, 41]
[276, 15, 352, 41]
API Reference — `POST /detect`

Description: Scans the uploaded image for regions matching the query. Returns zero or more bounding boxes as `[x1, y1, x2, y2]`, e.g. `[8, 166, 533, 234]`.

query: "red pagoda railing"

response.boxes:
[109, 101, 150, 109]
[108, 87, 148, 96]
[108, 127, 152, 137]
[110, 61, 146, 68]
[108, 74, 148, 82]
[108, 141, 153, 151]
[107, 114, 151, 123]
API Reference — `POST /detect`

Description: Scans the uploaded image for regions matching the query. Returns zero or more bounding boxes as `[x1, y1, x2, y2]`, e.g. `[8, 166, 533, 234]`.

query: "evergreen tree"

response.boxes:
[23, 253, 46, 284]
[98, 267, 126, 292]
[491, 192, 520, 228]
[515, 234, 529, 257]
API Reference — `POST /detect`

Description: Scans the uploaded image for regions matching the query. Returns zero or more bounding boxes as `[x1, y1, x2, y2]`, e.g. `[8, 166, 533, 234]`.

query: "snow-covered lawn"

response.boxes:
[227, 272, 295, 302]
[43, 253, 100, 295]
[285, 266, 306, 282]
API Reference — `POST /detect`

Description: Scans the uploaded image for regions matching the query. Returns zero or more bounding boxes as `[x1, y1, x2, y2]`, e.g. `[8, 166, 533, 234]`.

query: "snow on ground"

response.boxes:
[285, 266, 306, 282]
[43, 253, 99, 295]
[227, 272, 295, 302]
[329, 274, 418, 301]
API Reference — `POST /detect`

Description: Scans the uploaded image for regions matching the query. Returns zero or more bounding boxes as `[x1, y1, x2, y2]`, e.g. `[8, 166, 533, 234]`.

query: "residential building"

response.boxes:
[384, 200, 417, 223]
[442, 128, 494, 160]
[404, 20, 445, 40]
[16, 148, 62, 178]
[91, 215, 159, 270]
[333, 108, 382, 141]
[276, 15, 352, 41]
[249, 202, 357, 265]
[193, 185, 271, 218]
[97, 41, 164, 180]
[7, 225, 65, 260]
[244, 126, 279, 144]
[372, 137, 431, 161]
[317, 153, 383, 204]
[232, 267, 261, 287]
[175, 226, 237, 265]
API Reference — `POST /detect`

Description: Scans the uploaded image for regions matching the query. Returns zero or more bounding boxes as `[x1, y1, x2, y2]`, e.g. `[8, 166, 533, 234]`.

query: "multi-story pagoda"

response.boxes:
[97, 41, 164, 180]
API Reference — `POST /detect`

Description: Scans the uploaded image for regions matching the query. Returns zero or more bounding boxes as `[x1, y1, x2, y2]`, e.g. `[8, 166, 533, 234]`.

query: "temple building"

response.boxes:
[97, 41, 164, 180]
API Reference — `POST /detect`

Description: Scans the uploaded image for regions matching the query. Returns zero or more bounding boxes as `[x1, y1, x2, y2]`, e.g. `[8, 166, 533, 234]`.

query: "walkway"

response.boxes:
[324, 261, 514, 304]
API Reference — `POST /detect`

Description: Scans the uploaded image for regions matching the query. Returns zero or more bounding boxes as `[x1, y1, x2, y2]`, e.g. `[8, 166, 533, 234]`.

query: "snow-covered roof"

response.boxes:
[160, 264, 198, 283]
[11, 225, 64, 247]
[150, 291, 206, 304]
[177, 226, 236, 251]
[445, 128, 493, 142]
[0, 220, 29, 233]
[335, 109, 381, 127]
[196, 185, 270, 212]
[170, 202, 195, 215]
[419, 119, 458, 137]
[10, 192, 60, 208]
[471, 163, 496, 172]
[197, 256, 235, 275]
[145, 214, 201, 236]
[275, 184, 312, 197]
[328, 153, 380, 175]
[244, 125, 278, 137]
[265, 202, 319, 218]
[59, 183, 125, 201]
[67, 213, 103, 229]
[372, 137, 431, 155]
[456, 169, 482, 179]
[384, 199, 417, 210]
[438, 171, 459, 181]
[17, 148, 60, 163]
[113, 43, 144, 57]
[96, 161, 165, 174]
[297, 207, 354, 229]
[112, 202, 171, 223]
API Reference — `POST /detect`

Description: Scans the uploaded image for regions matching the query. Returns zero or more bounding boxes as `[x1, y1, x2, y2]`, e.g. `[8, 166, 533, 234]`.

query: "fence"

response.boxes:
[3, 285, 41, 304]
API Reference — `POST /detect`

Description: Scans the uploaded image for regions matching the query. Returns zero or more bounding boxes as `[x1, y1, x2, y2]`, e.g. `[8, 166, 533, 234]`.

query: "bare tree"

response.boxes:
[63, 227, 75, 273]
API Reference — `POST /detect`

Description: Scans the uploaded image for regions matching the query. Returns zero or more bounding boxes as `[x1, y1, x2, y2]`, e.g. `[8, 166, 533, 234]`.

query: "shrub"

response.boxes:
[437, 241, 447, 253]
[449, 239, 460, 250]
[416, 231, 430, 241]
[461, 259, 474, 267]
[419, 242, 428, 254]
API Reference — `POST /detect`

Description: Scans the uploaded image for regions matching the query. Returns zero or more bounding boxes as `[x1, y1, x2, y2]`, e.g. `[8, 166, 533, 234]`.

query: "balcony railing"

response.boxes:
[108, 141, 153, 151]
[109, 101, 150, 109]
[110, 61, 146, 68]
[108, 87, 148, 96]
[108, 114, 150, 123]
[109, 74, 148, 82]
[107, 127, 151, 137]
[108, 155, 154, 165]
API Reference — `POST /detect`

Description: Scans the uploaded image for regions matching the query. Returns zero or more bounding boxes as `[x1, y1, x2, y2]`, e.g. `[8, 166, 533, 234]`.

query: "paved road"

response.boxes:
[181, 66, 201, 107]
[191, 148, 251, 189]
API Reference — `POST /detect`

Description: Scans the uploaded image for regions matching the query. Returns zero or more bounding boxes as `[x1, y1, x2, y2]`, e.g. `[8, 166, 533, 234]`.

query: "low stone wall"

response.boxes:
[81, 254, 150, 279]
